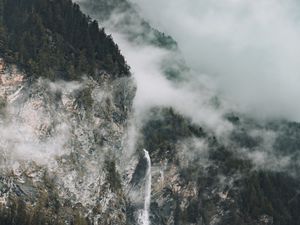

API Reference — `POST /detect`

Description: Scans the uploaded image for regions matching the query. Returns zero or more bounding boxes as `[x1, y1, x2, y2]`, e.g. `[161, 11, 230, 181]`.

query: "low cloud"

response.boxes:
[108, 31, 232, 136]
[76, 0, 300, 177]
[0, 77, 79, 171]
[129, 0, 300, 122]
[76, 0, 232, 136]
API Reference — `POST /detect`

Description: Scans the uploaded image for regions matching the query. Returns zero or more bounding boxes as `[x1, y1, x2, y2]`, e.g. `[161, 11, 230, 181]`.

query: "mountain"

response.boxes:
[0, 0, 299, 225]
[77, 0, 189, 81]
[77, 1, 300, 224]
[0, 0, 135, 224]
[0, 0, 129, 80]
[77, 0, 178, 49]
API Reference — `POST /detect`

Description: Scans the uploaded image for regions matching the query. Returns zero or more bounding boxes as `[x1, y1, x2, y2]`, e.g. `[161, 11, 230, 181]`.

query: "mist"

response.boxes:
[110, 32, 231, 133]
[129, 0, 300, 122]
[74, 0, 300, 177]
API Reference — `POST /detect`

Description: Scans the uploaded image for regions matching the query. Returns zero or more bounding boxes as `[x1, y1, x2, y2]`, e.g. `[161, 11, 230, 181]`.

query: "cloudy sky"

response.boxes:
[129, 0, 300, 122]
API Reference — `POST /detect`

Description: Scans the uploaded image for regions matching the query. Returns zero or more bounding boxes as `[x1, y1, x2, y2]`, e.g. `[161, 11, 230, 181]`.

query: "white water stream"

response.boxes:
[138, 149, 152, 225]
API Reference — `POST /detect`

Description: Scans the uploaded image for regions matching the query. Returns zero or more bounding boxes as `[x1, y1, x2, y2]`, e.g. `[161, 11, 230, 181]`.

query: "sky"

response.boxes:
[129, 0, 300, 122]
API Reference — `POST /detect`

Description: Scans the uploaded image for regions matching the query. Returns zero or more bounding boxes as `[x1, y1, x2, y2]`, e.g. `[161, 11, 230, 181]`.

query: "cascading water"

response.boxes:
[138, 149, 152, 225]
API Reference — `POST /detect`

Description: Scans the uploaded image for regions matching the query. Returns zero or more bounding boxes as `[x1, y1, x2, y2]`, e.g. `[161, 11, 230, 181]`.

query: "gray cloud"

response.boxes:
[75, 0, 300, 177]
[106, 28, 232, 137]
[129, 0, 300, 122]
[75, 0, 233, 136]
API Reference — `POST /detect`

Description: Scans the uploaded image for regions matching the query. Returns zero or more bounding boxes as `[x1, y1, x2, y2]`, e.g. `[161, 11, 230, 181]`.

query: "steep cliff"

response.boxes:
[0, 0, 136, 224]
[0, 57, 136, 225]
[0, 0, 129, 80]
[76, 1, 300, 225]
[0, 0, 299, 225]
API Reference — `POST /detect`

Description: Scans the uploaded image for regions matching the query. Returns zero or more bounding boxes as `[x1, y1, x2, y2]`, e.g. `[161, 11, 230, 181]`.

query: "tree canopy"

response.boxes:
[0, 0, 130, 80]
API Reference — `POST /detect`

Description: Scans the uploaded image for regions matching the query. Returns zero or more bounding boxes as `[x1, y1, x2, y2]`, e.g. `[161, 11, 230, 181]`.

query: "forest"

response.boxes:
[0, 0, 130, 81]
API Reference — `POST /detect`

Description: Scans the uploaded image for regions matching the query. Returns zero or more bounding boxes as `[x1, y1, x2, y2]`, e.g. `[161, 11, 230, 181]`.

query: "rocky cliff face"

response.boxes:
[76, 1, 300, 225]
[0, 57, 136, 224]
[0, 0, 300, 225]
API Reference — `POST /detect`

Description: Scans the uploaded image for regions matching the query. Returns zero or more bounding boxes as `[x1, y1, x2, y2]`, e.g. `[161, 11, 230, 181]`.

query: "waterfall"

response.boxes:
[138, 149, 152, 225]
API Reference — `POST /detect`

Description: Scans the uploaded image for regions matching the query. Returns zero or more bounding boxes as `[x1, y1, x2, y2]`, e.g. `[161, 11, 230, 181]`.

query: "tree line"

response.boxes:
[0, 0, 130, 80]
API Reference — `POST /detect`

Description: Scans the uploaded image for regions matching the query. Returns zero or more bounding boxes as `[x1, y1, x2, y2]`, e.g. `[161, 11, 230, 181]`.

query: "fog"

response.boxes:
[129, 0, 300, 121]
[75, 2, 238, 138]
[75, 0, 300, 174]
[0, 78, 81, 171]
[110, 32, 231, 134]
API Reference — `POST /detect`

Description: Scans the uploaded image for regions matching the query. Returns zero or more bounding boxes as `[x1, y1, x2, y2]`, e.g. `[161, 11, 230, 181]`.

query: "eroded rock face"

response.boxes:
[0, 58, 136, 224]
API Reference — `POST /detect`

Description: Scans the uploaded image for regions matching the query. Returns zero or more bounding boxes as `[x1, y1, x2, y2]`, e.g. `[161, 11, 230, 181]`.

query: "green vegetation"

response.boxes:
[0, 0, 130, 81]
[144, 108, 300, 225]
[241, 171, 300, 225]
[105, 159, 122, 192]
[0, 187, 90, 225]
[79, 0, 178, 50]
[142, 108, 205, 162]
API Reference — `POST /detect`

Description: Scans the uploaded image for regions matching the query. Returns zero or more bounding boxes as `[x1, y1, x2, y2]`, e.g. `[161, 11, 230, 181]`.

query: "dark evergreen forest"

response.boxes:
[0, 0, 299, 225]
[0, 0, 130, 81]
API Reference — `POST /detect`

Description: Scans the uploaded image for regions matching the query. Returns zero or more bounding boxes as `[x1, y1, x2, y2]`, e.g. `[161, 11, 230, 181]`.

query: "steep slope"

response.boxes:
[77, 0, 177, 50]
[0, 0, 136, 224]
[76, 0, 189, 81]
[139, 109, 300, 225]
[0, 0, 129, 80]
[0, 0, 299, 225]
[76, 1, 300, 225]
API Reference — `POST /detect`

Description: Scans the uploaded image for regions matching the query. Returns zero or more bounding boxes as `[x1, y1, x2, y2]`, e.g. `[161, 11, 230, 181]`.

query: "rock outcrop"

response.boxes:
[0, 58, 136, 224]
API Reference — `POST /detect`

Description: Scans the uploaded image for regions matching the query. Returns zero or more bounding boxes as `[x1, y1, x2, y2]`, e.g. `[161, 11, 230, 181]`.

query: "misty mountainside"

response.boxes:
[76, 0, 189, 81]
[77, 0, 177, 49]
[0, 0, 135, 224]
[77, 0, 300, 224]
[0, 0, 299, 225]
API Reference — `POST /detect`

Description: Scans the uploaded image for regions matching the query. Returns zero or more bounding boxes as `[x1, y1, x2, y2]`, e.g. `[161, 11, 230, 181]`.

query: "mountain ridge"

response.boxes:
[0, 0, 299, 225]
[0, 0, 130, 81]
